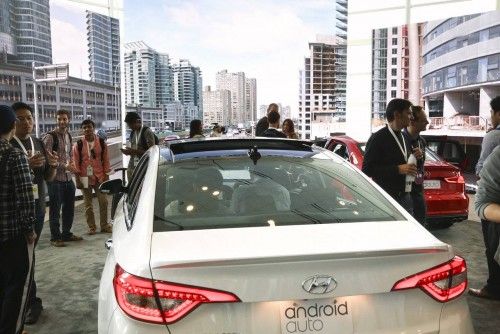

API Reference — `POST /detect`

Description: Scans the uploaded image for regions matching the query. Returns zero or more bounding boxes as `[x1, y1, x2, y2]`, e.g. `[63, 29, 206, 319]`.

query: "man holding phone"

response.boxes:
[10, 102, 59, 325]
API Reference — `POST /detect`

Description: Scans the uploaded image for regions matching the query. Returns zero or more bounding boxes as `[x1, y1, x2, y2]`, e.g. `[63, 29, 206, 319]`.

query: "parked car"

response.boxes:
[324, 135, 468, 227]
[98, 138, 473, 333]
[163, 134, 181, 143]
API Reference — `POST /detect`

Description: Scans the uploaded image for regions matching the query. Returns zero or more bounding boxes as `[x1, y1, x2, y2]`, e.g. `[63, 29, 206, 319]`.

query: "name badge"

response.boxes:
[87, 165, 94, 176]
[33, 184, 39, 200]
[415, 172, 424, 185]
[405, 181, 412, 193]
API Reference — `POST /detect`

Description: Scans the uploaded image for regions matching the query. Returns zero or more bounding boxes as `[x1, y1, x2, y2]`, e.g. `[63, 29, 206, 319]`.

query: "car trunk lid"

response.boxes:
[150, 221, 452, 302]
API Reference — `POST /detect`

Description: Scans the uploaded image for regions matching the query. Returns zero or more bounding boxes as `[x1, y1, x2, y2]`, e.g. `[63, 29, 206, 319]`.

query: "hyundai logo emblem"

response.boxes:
[302, 275, 337, 294]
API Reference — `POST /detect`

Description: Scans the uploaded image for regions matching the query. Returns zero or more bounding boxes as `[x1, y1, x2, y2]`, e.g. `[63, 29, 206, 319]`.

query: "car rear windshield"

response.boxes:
[153, 152, 405, 232]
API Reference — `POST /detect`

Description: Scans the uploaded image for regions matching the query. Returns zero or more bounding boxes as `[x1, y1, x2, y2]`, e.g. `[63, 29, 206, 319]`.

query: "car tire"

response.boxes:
[434, 222, 454, 229]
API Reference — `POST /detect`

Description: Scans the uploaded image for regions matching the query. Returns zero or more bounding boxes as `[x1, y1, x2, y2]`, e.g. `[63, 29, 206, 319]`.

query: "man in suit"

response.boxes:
[261, 110, 287, 138]
[362, 98, 422, 213]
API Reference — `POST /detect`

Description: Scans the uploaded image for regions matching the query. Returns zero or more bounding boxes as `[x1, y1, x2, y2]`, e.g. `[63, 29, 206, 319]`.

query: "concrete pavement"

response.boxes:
[26, 195, 500, 334]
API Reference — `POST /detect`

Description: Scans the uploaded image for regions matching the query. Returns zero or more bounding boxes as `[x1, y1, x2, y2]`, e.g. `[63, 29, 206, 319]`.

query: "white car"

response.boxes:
[98, 138, 474, 334]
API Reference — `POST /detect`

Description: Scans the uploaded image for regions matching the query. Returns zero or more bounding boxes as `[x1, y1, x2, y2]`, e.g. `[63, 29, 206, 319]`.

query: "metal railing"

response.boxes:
[429, 115, 489, 131]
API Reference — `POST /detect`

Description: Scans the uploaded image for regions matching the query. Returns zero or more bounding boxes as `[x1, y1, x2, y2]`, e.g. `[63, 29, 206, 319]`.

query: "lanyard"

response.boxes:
[13, 136, 34, 157]
[86, 139, 95, 161]
[387, 125, 407, 162]
[135, 127, 143, 147]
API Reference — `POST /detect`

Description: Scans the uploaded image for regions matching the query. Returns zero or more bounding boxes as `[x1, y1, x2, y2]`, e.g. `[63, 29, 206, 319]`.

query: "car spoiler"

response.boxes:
[165, 138, 315, 155]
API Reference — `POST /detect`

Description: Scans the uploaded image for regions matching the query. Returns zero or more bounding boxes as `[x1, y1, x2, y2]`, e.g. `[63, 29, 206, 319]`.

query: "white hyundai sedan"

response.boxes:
[98, 138, 474, 334]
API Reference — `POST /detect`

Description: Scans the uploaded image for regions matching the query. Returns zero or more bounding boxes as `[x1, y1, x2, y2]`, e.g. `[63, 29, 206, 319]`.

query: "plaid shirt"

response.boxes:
[0, 138, 35, 242]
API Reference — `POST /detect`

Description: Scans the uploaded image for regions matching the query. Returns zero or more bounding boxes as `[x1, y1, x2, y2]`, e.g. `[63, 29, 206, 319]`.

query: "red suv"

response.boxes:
[324, 135, 468, 228]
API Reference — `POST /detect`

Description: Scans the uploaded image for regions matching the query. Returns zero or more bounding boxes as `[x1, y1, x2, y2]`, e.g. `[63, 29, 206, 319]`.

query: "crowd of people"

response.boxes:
[362, 96, 500, 301]
[0, 97, 499, 334]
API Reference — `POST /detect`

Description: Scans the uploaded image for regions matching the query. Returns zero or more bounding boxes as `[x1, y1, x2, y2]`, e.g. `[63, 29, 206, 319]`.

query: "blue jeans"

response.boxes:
[47, 180, 76, 241]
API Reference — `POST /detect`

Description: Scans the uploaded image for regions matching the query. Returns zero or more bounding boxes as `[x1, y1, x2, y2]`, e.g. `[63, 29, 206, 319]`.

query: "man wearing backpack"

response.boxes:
[121, 112, 157, 180]
[42, 109, 82, 247]
[73, 119, 112, 235]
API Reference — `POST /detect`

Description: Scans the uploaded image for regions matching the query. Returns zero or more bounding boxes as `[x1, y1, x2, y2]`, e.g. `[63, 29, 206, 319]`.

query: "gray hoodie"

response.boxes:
[475, 145, 500, 220]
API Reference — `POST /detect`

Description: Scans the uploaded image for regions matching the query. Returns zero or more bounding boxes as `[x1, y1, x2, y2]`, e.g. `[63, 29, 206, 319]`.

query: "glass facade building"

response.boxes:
[422, 11, 500, 117]
[86, 11, 120, 86]
[0, 0, 52, 66]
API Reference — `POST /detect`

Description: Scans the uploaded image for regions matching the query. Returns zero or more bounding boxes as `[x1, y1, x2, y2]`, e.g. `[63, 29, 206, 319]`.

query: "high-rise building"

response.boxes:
[245, 78, 257, 123]
[298, 35, 347, 139]
[172, 59, 203, 118]
[0, 0, 52, 66]
[371, 25, 423, 120]
[86, 11, 120, 86]
[124, 41, 173, 108]
[335, 0, 348, 44]
[202, 85, 231, 126]
[216, 69, 256, 125]
[216, 70, 245, 125]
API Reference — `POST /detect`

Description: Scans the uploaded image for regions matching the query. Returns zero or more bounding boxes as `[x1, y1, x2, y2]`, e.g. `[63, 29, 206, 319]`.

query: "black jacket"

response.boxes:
[362, 125, 411, 197]
[261, 128, 287, 138]
[255, 116, 269, 136]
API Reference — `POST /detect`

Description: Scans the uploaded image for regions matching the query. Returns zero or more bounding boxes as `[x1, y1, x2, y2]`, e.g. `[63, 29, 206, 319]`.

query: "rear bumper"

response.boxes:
[425, 192, 468, 223]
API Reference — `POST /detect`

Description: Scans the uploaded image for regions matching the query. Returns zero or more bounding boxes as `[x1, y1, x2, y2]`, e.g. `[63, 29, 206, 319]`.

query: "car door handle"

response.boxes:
[105, 239, 113, 250]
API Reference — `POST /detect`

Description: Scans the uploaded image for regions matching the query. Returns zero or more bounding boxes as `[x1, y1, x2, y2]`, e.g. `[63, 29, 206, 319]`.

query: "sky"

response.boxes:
[50, 0, 334, 115]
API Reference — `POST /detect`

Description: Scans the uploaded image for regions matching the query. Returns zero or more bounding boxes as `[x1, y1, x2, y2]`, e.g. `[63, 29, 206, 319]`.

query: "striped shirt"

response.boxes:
[0, 139, 36, 242]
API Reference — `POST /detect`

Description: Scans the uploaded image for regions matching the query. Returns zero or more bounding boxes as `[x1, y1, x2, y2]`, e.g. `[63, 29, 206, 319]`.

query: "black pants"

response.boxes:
[481, 219, 500, 295]
[0, 235, 33, 334]
[392, 192, 413, 216]
[411, 188, 426, 225]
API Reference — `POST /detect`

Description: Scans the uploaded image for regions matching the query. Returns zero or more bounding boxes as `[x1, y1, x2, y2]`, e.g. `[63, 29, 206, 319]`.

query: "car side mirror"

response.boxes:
[99, 179, 126, 195]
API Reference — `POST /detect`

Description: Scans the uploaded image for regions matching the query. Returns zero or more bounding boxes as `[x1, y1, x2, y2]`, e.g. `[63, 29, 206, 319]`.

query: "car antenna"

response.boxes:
[248, 146, 261, 165]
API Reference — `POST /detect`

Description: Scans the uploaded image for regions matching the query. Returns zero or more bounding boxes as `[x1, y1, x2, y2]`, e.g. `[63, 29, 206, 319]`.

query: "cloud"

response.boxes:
[124, 0, 333, 115]
[51, 17, 89, 80]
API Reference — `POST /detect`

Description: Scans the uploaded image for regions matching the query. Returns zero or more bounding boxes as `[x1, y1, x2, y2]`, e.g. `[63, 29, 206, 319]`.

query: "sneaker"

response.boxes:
[100, 224, 113, 233]
[62, 234, 83, 242]
[50, 240, 66, 247]
[24, 298, 43, 325]
[468, 287, 500, 301]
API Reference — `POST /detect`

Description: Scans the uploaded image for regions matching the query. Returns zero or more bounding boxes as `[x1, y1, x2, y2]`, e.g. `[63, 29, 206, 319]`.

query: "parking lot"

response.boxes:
[26, 195, 500, 334]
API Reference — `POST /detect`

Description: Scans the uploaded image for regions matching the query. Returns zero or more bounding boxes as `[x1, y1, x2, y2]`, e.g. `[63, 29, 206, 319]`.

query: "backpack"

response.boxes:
[129, 126, 159, 149]
[46, 131, 73, 152]
[76, 137, 106, 167]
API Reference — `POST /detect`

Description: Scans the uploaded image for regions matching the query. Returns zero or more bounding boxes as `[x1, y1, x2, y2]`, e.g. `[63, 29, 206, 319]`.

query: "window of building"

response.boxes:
[392, 27, 398, 34]
[391, 90, 397, 98]
[391, 69, 397, 76]
[391, 79, 397, 87]
[392, 48, 397, 55]
[392, 38, 397, 45]
[391, 58, 397, 65]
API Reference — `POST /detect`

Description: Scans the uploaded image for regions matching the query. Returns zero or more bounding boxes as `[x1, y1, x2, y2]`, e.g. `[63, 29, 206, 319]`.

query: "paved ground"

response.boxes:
[26, 195, 500, 334]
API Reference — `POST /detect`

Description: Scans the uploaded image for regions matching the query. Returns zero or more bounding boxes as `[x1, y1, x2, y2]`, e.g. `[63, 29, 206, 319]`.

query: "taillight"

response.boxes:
[444, 173, 464, 184]
[114, 265, 240, 324]
[391, 256, 467, 302]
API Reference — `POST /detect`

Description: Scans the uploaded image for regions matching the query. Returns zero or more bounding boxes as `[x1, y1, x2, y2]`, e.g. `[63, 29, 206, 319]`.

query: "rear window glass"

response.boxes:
[425, 147, 442, 162]
[153, 152, 405, 232]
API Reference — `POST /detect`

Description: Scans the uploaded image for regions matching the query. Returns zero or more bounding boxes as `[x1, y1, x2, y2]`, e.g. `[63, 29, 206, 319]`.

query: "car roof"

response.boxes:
[160, 137, 328, 162]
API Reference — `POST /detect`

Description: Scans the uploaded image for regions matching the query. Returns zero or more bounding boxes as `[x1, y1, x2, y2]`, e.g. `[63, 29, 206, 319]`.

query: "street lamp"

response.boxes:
[32, 62, 69, 137]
